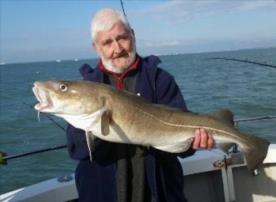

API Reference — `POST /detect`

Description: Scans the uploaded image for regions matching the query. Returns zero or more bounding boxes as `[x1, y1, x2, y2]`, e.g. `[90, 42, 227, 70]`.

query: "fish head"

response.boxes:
[32, 80, 105, 116]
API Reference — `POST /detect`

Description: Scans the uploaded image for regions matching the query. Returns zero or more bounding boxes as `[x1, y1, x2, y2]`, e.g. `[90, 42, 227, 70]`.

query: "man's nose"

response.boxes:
[113, 41, 122, 53]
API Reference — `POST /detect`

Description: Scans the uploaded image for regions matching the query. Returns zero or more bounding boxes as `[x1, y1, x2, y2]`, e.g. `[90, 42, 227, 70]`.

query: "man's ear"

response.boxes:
[131, 28, 135, 37]
[93, 42, 100, 56]
[92, 42, 96, 49]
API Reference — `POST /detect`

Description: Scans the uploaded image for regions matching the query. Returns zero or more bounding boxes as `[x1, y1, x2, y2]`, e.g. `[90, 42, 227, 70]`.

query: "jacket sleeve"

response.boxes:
[66, 124, 116, 161]
[155, 68, 187, 110]
[155, 68, 195, 157]
[66, 124, 89, 160]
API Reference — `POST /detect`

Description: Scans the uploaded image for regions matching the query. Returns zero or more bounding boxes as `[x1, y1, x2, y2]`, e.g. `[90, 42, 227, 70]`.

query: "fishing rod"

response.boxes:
[206, 57, 276, 69]
[0, 144, 67, 165]
[120, 0, 128, 20]
[234, 115, 276, 127]
[0, 103, 68, 165]
[23, 102, 66, 132]
[120, 0, 132, 28]
[1, 113, 276, 165]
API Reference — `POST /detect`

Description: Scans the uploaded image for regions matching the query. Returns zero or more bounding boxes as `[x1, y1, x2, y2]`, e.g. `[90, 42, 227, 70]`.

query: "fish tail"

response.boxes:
[239, 133, 269, 171]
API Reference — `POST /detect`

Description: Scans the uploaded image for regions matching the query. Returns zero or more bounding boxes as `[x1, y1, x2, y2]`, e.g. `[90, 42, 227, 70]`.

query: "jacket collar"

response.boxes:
[98, 55, 140, 89]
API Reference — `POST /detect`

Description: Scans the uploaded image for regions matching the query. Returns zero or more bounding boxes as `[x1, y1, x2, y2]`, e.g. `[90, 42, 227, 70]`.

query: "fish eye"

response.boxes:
[59, 83, 68, 92]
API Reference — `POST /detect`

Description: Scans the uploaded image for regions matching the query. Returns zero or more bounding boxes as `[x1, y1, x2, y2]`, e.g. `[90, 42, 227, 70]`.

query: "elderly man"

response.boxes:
[66, 8, 214, 202]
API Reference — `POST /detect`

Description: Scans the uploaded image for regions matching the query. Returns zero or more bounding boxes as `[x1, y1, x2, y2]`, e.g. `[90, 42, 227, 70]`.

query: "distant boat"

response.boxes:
[56, 59, 61, 63]
[74, 58, 79, 62]
[0, 62, 6, 65]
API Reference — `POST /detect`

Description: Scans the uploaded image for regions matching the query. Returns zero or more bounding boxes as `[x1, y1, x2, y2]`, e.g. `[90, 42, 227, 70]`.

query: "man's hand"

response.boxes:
[192, 129, 214, 150]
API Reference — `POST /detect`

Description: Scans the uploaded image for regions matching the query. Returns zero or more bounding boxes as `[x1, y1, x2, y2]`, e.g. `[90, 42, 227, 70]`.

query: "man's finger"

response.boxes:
[207, 134, 214, 149]
[192, 129, 201, 149]
[199, 129, 207, 148]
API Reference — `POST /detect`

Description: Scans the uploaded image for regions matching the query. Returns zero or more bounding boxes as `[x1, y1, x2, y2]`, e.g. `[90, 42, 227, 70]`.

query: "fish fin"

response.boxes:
[207, 109, 234, 126]
[153, 137, 194, 153]
[238, 134, 269, 171]
[101, 110, 111, 136]
[37, 111, 41, 122]
[85, 131, 95, 161]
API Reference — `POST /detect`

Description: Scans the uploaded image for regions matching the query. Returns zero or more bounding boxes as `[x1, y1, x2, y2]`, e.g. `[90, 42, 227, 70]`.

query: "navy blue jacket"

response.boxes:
[66, 55, 192, 202]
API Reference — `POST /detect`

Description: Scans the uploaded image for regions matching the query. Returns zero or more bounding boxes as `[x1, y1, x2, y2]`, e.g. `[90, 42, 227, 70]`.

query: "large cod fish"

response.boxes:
[32, 80, 269, 171]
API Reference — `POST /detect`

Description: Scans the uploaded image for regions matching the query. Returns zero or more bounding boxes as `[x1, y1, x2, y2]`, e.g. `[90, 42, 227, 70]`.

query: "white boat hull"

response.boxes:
[1, 144, 276, 202]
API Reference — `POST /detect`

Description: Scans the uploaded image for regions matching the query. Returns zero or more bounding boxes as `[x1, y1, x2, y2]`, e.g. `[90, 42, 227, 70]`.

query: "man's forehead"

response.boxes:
[96, 21, 130, 40]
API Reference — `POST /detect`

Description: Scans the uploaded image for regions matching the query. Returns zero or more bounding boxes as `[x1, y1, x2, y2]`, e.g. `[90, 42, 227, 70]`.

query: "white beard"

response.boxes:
[101, 40, 137, 74]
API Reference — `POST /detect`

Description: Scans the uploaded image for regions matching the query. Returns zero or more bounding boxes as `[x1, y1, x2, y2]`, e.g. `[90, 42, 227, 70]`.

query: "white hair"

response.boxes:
[91, 8, 132, 42]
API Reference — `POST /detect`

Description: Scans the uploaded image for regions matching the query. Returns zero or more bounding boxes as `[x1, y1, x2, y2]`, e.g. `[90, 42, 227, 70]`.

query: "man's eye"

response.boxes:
[118, 35, 129, 41]
[102, 40, 112, 46]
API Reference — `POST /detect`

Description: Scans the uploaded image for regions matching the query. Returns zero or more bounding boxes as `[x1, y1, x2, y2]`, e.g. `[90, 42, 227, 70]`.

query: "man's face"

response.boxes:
[93, 21, 136, 73]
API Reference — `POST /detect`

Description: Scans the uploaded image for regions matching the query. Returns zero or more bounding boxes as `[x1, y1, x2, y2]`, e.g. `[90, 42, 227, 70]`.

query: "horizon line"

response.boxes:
[1, 46, 276, 66]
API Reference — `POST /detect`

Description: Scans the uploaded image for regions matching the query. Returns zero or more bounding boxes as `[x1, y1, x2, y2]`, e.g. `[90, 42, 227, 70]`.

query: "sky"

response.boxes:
[1, 0, 276, 63]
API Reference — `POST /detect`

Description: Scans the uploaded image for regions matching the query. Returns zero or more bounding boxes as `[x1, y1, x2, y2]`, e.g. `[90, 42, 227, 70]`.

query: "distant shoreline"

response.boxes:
[1, 46, 276, 66]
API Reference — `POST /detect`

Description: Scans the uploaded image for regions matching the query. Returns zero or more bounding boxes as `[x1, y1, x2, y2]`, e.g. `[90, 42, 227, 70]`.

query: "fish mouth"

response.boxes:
[32, 85, 53, 112]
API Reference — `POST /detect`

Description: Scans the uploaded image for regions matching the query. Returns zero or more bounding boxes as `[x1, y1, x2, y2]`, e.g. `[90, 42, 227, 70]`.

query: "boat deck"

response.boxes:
[1, 145, 276, 202]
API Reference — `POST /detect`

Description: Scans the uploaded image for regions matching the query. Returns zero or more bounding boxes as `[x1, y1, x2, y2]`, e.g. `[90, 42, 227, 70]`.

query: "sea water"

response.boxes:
[1, 47, 276, 194]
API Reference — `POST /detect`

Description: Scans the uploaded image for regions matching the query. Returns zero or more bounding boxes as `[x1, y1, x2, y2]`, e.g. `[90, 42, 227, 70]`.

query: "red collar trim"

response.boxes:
[98, 56, 140, 89]
[99, 56, 140, 79]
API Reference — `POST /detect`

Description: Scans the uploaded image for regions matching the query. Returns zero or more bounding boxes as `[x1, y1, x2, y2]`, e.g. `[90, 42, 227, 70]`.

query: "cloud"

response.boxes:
[144, 40, 181, 48]
[130, 0, 276, 24]
[236, 0, 275, 11]
[137, 35, 276, 57]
